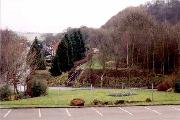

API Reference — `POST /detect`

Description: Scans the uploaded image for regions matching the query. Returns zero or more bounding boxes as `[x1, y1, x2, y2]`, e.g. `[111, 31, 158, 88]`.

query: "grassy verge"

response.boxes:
[1, 89, 180, 108]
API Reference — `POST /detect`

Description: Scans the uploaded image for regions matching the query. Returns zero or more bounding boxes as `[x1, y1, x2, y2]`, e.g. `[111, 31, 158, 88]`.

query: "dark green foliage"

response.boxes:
[92, 99, 113, 105]
[175, 75, 180, 93]
[31, 80, 47, 97]
[145, 98, 152, 102]
[70, 30, 86, 61]
[114, 100, 125, 105]
[0, 85, 12, 101]
[50, 34, 74, 76]
[27, 37, 46, 70]
[92, 99, 104, 105]
[49, 58, 62, 76]
[50, 29, 86, 76]
[102, 101, 113, 105]
[175, 82, 180, 93]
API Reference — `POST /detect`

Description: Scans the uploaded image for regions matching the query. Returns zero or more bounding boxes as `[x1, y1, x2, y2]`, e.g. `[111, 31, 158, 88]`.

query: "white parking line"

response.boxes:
[118, 107, 134, 116]
[92, 107, 103, 117]
[65, 108, 71, 117]
[144, 107, 162, 115]
[170, 106, 180, 111]
[39, 109, 41, 118]
[3, 109, 12, 118]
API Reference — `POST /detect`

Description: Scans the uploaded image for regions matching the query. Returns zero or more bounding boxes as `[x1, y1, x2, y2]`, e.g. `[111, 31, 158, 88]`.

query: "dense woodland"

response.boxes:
[83, 0, 180, 75]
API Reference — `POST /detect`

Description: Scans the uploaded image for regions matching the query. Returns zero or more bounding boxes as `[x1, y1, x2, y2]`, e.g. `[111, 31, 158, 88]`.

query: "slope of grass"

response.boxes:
[1, 89, 180, 108]
[80, 54, 102, 70]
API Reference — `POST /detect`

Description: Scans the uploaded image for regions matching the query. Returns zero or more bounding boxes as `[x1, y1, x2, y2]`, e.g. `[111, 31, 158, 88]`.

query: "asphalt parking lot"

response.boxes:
[0, 105, 180, 120]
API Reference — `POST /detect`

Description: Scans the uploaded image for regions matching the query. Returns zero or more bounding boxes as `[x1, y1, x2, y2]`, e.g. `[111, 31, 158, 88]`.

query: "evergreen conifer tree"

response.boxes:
[50, 34, 74, 76]
[50, 29, 86, 76]
[27, 37, 46, 70]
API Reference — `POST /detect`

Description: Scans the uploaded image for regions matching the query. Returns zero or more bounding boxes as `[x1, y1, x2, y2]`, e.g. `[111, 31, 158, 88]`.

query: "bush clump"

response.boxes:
[102, 101, 113, 105]
[145, 98, 152, 102]
[175, 82, 180, 93]
[0, 85, 12, 101]
[31, 80, 48, 97]
[91, 99, 113, 105]
[157, 80, 171, 91]
[92, 99, 103, 105]
[157, 74, 176, 91]
[175, 74, 180, 93]
[70, 98, 85, 106]
[114, 100, 125, 105]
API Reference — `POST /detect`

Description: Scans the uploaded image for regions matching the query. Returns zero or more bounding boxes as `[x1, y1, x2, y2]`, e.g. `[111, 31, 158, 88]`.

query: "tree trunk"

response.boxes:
[152, 49, 155, 74]
[146, 45, 149, 72]
[127, 38, 129, 68]
[132, 43, 134, 66]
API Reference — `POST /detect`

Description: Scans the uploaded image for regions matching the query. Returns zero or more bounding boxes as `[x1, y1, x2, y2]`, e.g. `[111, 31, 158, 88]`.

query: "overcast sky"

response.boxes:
[1, 0, 150, 33]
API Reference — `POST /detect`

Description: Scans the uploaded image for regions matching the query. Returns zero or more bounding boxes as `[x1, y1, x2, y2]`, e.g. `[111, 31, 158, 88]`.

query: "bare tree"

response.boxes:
[0, 29, 29, 96]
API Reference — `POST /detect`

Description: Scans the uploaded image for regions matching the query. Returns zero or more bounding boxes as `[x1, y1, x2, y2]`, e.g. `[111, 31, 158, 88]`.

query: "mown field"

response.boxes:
[1, 89, 180, 108]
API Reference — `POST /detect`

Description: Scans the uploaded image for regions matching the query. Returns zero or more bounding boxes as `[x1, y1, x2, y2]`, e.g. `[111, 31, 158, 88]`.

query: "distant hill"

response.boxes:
[16, 32, 45, 42]
[102, 0, 180, 29]
[101, 7, 134, 29]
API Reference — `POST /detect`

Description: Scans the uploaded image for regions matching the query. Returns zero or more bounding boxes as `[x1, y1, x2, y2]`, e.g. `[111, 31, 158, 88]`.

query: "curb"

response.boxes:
[1, 103, 180, 109]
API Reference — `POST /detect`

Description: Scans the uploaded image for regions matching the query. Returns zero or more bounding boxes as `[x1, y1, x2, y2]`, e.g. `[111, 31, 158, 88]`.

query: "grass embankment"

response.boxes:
[80, 54, 102, 70]
[1, 89, 180, 108]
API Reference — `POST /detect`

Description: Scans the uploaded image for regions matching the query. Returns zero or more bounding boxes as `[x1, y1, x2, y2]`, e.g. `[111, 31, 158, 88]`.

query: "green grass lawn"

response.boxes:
[1, 89, 180, 108]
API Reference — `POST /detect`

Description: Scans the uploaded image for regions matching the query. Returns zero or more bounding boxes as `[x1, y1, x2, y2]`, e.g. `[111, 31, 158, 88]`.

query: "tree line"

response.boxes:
[87, 0, 180, 75]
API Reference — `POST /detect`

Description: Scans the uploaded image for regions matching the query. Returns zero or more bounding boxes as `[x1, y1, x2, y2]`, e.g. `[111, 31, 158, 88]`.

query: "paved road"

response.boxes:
[0, 105, 180, 120]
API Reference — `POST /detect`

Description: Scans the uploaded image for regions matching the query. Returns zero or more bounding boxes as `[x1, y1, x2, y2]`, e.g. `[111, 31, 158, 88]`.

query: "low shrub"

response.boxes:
[0, 85, 12, 101]
[70, 98, 85, 106]
[157, 74, 176, 91]
[114, 100, 125, 105]
[145, 98, 152, 102]
[12, 92, 26, 100]
[91, 99, 113, 105]
[175, 82, 180, 93]
[31, 80, 48, 97]
[17, 92, 31, 99]
[175, 74, 180, 93]
[157, 82, 170, 91]
[92, 99, 103, 105]
[126, 100, 141, 103]
[157, 80, 171, 91]
[102, 101, 113, 105]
